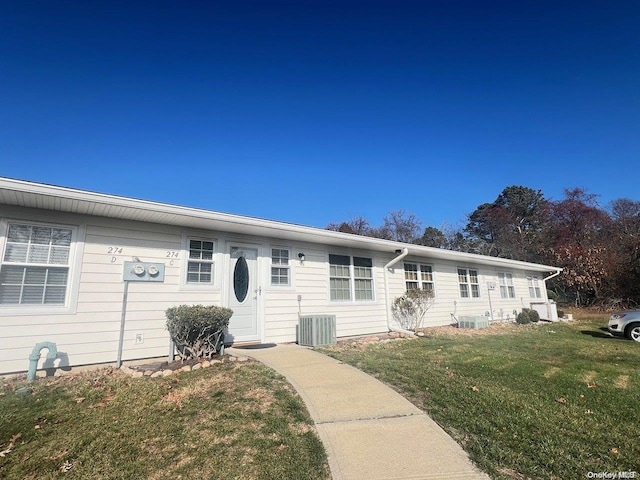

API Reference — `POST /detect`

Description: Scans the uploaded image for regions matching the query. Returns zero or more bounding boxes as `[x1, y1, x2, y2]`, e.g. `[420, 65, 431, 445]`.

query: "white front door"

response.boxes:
[227, 245, 259, 343]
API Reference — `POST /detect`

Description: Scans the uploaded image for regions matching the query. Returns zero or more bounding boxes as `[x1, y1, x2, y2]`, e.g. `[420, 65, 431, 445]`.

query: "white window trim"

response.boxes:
[527, 275, 542, 299]
[328, 253, 376, 303]
[497, 272, 516, 299]
[269, 246, 291, 287]
[0, 219, 80, 313]
[403, 262, 435, 294]
[457, 267, 480, 299]
[180, 234, 218, 289]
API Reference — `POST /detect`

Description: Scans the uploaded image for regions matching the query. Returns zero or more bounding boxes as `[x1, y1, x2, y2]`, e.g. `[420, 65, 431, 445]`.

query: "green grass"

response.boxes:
[0, 362, 329, 480]
[322, 319, 640, 480]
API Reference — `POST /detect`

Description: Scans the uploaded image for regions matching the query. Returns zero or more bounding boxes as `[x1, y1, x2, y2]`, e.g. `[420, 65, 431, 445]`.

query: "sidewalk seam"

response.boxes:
[315, 412, 425, 425]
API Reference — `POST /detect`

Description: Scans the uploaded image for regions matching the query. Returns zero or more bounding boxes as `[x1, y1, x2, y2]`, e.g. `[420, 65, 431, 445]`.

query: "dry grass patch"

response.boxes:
[582, 370, 598, 387]
[244, 386, 277, 413]
[419, 321, 526, 338]
[614, 375, 630, 389]
[0, 362, 329, 480]
[543, 366, 561, 378]
[463, 355, 484, 363]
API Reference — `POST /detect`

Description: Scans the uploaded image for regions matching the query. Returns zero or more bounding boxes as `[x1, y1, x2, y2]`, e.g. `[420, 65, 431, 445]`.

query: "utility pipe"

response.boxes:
[27, 342, 58, 381]
[487, 283, 494, 323]
[383, 247, 415, 336]
[117, 280, 130, 368]
[450, 300, 459, 326]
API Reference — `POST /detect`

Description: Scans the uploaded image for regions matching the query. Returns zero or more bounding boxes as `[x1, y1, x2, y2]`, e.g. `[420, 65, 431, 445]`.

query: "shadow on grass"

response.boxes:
[580, 327, 626, 340]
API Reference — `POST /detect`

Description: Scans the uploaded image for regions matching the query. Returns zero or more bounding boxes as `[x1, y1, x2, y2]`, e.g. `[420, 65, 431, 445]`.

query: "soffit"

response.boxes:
[0, 178, 560, 273]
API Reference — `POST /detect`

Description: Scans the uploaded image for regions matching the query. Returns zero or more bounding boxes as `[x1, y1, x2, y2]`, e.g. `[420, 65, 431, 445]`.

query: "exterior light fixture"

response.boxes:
[298, 252, 305, 262]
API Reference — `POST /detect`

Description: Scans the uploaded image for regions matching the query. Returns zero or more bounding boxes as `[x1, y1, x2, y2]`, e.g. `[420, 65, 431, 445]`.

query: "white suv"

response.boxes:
[608, 311, 640, 342]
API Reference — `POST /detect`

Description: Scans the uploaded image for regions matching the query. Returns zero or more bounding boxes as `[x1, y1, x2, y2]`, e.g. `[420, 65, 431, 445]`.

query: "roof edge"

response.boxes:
[0, 177, 562, 272]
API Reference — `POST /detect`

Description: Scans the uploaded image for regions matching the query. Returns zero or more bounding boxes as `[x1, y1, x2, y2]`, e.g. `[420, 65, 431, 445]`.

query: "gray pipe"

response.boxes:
[117, 281, 130, 368]
[27, 342, 58, 381]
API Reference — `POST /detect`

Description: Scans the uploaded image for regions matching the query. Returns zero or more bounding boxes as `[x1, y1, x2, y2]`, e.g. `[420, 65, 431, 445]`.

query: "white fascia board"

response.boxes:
[0, 177, 561, 273]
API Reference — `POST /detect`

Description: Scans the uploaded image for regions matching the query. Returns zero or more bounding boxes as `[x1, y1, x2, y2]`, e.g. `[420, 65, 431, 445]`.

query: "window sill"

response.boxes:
[329, 300, 378, 305]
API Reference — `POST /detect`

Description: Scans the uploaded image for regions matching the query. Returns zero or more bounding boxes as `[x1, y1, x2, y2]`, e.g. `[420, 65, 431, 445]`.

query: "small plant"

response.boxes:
[166, 304, 233, 361]
[392, 288, 435, 331]
[557, 309, 565, 318]
[516, 310, 531, 324]
[529, 309, 540, 323]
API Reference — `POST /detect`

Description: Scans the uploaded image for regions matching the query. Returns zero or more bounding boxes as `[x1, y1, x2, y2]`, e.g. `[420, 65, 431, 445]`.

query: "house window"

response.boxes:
[0, 223, 72, 305]
[404, 263, 434, 292]
[528, 276, 542, 298]
[271, 248, 290, 285]
[329, 254, 374, 301]
[498, 272, 515, 299]
[329, 254, 351, 301]
[187, 239, 214, 284]
[353, 257, 373, 300]
[458, 268, 480, 298]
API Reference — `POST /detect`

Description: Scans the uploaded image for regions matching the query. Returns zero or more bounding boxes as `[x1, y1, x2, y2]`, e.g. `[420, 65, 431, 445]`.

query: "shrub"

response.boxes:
[516, 309, 540, 324]
[166, 304, 233, 361]
[392, 288, 435, 331]
[557, 309, 565, 318]
[516, 310, 531, 324]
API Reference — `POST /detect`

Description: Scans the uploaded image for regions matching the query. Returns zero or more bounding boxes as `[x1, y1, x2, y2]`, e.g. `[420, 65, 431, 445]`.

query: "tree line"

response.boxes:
[327, 186, 640, 308]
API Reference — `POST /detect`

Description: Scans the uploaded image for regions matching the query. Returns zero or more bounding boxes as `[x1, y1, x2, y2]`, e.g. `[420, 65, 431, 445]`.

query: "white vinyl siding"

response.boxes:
[187, 239, 214, 284]
[498, 272, 515, 299]
[329, 254, 373, 301]
[404, 263, 434, 292]
[0, 223, 72, 305]
[263, 247, 388, 345]
[528, 276, 542, 298]
[458, 267, 480, 298]
[270, 248, 290, 285]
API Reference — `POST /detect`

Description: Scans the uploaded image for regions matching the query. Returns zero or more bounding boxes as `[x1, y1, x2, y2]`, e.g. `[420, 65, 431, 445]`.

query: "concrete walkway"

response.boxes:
[229, 343, 490, 480]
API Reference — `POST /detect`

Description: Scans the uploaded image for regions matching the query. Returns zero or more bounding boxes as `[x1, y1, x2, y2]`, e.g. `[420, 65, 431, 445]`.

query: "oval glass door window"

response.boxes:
[233, 256, 249, 302]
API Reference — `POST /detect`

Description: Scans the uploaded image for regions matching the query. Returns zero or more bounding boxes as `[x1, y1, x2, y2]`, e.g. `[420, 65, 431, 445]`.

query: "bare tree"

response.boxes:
[326, 216, 371, 235]
[382, 210, 422, 243]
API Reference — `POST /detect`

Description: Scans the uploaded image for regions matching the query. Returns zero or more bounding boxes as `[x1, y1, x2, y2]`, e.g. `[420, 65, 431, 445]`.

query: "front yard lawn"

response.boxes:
[323, 318, 640, 480]
[0, 361, 329, 480]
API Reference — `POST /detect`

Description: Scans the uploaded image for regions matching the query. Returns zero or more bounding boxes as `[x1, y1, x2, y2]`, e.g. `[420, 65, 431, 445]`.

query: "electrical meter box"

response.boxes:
[123, 262, 165, 282]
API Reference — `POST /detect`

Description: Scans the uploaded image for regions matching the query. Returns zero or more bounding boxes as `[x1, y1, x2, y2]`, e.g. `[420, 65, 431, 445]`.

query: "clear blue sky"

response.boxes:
[1, 1, 638, 231]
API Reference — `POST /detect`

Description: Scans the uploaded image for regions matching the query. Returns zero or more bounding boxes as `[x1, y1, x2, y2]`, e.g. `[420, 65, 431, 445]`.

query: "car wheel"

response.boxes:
[624, 323, 640, 342]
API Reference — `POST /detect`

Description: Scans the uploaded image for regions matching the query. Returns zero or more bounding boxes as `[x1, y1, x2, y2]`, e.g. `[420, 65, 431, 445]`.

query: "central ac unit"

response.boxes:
[297, 315, 337, 347]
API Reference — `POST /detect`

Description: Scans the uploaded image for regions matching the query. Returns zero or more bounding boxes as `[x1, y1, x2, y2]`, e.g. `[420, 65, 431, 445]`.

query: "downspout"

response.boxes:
[543, 269, 562, 283]
[542, 268, 562, 299]
[383, 247, 415, 336]
[542, 269, 562, 320]
[542, 269, 562, 299]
